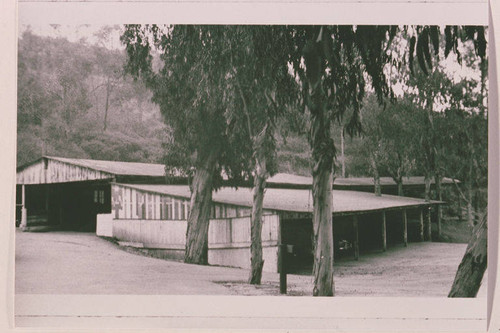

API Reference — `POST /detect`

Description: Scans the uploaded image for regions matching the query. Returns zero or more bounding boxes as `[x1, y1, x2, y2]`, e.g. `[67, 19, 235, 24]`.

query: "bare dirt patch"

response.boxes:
[215, 242, 487, 297]
[16, 230, 486, 297]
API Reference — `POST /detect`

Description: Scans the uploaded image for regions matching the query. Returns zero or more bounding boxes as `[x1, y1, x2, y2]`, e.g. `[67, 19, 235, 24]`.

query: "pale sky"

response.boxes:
[20, 23, 125, 50]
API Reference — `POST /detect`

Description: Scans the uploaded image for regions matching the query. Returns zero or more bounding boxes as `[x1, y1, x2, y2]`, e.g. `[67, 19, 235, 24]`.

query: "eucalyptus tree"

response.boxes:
[405, 27, 487, 233]
[354, 94, 417, 197]
[357, 96, 386, 196]
[223, 26, 298, 284]
[121, 25, 251, 264]
[405, 26, 487, 294]
[120, 25, 295, 274]
[285, 25, 486, 296]
[377, 100, 418, 196]
[121, 24, 487, 297]
[285, 25, 397, 296]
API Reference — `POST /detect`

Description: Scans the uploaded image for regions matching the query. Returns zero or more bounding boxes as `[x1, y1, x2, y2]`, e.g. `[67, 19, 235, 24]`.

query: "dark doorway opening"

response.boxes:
[281, 218, 313, 275]
[19, 181, 111, 232]
[386, 210, 405, 245]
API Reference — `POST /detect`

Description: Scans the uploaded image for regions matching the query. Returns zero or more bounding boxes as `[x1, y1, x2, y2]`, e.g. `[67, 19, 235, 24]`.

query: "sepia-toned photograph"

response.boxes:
[10, 6, 494, 327]
[15, 23, 488, 298]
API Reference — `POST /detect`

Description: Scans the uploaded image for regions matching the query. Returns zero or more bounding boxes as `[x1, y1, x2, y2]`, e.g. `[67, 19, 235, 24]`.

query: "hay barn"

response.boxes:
[16, 156, 443, 273]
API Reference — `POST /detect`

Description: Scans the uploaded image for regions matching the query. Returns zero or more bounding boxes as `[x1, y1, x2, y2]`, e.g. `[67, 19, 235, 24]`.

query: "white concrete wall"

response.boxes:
[96, 213, 113, 237]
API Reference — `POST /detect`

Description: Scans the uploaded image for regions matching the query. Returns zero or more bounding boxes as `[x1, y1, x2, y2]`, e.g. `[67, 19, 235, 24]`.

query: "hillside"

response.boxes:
[17, 30, 167, 167]
[17, 30, 355, 177]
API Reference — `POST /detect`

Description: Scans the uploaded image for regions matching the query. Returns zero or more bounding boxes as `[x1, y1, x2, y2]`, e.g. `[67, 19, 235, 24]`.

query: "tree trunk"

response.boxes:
[248, 156, 267, 285]
[184, 150, 217, 264]
[103, 80, 111, 132]
[340, 126, 345, 178]
[312, 161, 334, 296]
[448, 213, 487, 297]
[310, 92, 335, 296]
[397, 180, 404, 196]
[479, 58, 487, 118]
[389, 166, 403, 196]
[435, 174, 442, 239]
[467, 184, 474, 227]
[304, 27, 335, 296]
[424, 173, 431, 202]
[371, 157, 381, 196]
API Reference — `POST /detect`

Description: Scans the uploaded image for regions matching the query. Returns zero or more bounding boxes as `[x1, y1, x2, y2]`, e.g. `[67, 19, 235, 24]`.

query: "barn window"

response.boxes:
[94, 190, 105, 205]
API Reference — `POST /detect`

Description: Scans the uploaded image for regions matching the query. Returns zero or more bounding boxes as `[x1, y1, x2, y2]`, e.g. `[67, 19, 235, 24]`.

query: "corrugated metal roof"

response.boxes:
[267, 173, 456, 187]
[46, 156, 166, 177]
[117, 183, 440, 215]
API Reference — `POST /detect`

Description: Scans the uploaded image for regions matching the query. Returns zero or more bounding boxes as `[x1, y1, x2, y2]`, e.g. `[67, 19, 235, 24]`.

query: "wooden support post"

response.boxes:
[426, 207, 432, 241]
[279, 244, 287, 294]
[403, 209, 408, 247]
[45, 185, 49, 211]
[419, 209, 424, 241]
[381, 211, 387, 252]
[437, 205, 442, 240]
[353, 215, 359, 260]
[20, 184, 27, 229]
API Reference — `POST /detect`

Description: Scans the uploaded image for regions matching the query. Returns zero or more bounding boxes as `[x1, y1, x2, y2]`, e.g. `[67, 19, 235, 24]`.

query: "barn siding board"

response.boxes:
[231, 217, 251, 243]
[208, 219, 230, 244]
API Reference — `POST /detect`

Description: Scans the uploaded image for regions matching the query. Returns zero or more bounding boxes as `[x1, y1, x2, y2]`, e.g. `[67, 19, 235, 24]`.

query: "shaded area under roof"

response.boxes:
[117, 183, 441, 215]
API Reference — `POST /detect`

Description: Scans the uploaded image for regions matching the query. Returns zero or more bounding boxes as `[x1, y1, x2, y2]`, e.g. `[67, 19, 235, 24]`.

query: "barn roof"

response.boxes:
[117, 183, 441, 215]
[17, 156, 456, 188]
[18, 156, 166, 177]
[267, 173, 456, 188]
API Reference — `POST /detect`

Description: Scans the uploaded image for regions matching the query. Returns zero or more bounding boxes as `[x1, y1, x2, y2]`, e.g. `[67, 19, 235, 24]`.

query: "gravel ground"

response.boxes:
[15, 230, 487, 297]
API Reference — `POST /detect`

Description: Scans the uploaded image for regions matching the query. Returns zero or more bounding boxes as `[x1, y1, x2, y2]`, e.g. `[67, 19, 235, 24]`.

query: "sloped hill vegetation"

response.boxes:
[17, 30, 167, 167]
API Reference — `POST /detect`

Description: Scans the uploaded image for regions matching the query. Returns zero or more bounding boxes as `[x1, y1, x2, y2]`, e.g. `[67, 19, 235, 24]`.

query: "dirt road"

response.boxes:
[15, 230, 487, 297]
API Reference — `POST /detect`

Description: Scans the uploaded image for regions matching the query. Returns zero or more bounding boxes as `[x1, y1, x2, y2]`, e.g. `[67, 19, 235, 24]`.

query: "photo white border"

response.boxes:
[2, 0, 498, 332]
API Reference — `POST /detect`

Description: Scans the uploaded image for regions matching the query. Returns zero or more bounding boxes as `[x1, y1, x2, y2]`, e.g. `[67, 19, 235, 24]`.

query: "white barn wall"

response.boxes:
[208, 215, 280, 272]
[107, 214, 280, 272]
[108, 183, 281, 271]
[112, 219, 187, 248]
